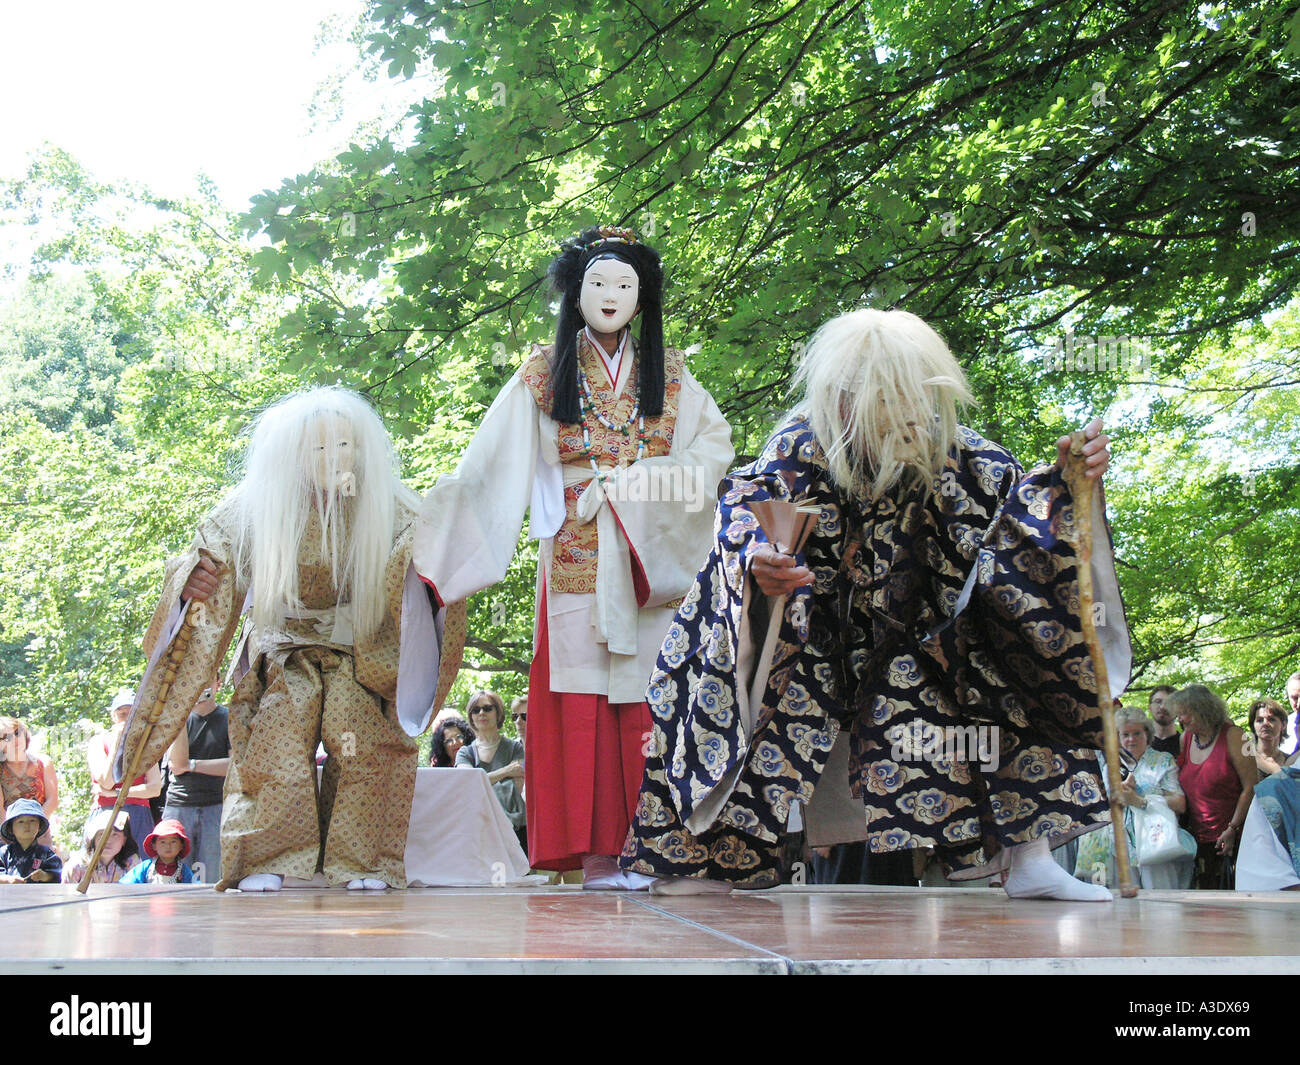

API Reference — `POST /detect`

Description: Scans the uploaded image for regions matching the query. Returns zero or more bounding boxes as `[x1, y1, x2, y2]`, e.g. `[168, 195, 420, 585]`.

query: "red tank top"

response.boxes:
[0, 758, 46, 807]
[1176, 729, 1242, 843]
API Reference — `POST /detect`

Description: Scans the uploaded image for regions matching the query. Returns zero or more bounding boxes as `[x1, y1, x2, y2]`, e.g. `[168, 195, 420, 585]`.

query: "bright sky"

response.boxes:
[0, 0, 402, 210]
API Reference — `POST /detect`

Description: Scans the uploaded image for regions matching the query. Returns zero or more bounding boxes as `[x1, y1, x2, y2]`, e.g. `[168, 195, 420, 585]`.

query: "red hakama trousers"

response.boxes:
[525, 585, 651, 871]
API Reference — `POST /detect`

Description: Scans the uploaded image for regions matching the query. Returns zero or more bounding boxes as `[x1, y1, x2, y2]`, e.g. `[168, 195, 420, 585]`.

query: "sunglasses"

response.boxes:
[511, 714, 526, 722]
[470, 705, 495, 714]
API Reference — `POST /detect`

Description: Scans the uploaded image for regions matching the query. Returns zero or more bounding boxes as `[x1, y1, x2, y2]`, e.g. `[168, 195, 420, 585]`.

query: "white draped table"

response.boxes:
[285, 766, 537, 888]
[405, 767, 536, 887]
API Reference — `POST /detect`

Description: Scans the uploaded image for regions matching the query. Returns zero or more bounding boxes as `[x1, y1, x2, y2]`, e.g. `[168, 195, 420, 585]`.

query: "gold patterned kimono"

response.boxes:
[117, 500, 464, 889]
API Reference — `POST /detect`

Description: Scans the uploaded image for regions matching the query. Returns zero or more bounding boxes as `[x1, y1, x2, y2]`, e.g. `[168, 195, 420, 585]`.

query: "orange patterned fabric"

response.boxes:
[0, 758, 46, 808]
[521, 337, 683, 594]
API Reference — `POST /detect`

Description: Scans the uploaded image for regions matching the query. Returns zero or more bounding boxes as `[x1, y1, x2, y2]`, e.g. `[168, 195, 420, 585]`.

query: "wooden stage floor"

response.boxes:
[6, 883, 1298, 975]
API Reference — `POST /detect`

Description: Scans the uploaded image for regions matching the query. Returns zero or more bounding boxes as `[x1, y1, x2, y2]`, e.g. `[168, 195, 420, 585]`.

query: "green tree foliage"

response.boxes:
[0, 275, 129, 433]
[246, 0, 1298, 446]
[1111, 305, 1300, 702]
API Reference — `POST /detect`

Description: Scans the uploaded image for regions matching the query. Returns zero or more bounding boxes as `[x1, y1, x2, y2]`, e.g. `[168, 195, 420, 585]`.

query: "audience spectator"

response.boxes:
[163, 678, 230, 883]
[120, 819, 200, 884]
[1236, 765, 1300, 891]
[87, 689, 161, 852]
[1172, 684, 1256, 888]
[1284, 672, 1300, 757]
[0, 715, 59, 845]
[457, 690, 526, 850]
[1147, 686, 1179, 757]
[511, 696, 528, 748]
[1248, 697, 1295, 779]
[0, 798, 62, 883]
[427, 705, 464, 736]
[63, 808, 140, 885]
[429, 716, 474, 768]
[1075, 708, 1194, 889]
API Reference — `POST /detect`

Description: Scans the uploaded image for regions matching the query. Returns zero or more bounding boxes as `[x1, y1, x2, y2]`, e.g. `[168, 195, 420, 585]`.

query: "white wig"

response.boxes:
[792, 308, 973, 501]
[230, 387, 419, 641]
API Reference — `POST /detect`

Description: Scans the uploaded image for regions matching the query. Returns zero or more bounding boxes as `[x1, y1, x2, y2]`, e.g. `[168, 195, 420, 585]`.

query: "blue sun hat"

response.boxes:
[2, 797, 49, 844]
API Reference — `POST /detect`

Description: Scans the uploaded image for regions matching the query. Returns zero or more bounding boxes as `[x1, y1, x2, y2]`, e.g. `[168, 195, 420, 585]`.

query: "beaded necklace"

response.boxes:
[576, 333, 647, 482]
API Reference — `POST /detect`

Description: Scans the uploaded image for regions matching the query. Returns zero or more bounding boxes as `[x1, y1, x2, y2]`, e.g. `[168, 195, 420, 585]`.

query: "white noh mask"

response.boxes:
[579, 257, 640, 334]
[309, 414, 357, 497]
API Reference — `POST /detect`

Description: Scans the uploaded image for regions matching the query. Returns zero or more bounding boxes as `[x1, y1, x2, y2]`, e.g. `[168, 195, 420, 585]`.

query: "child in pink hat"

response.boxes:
[120, 818, 200, 884]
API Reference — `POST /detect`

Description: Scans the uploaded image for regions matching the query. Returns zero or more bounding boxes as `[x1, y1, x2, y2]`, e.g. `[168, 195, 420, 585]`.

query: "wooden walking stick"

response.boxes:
[77, 604, 199, 894]
[1063, 430, 1137, 898]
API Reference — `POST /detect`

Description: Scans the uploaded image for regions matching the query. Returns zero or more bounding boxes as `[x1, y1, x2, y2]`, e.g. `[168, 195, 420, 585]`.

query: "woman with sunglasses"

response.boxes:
[457, 691, 527, 850]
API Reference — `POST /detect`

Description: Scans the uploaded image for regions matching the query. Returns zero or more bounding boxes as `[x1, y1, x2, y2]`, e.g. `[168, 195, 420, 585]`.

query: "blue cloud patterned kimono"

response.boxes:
[620, 416, 1129, 885]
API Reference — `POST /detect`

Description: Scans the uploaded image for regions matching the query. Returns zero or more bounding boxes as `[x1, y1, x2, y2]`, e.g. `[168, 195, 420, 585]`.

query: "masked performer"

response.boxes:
[115, 387, 464, 892]
[621, 308, 1129, 900]
[414, 226, 733, 888]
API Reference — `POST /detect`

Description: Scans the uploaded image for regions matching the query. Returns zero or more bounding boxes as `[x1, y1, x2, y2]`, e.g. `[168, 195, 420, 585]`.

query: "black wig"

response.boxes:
[545, 226, 665, 424]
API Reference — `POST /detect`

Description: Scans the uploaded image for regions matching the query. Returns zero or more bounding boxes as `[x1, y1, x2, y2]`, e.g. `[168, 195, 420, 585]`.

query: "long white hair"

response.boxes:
[230, 387, 419, 640]
[792, 308, 973, 501]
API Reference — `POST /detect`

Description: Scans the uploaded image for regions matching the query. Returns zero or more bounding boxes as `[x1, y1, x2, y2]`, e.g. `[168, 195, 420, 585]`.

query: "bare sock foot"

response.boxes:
[581, 854, 626, 891]
[1004, 837, 1112, 902]
[346, 878, 389, 890]
[238, 873, 283, 893]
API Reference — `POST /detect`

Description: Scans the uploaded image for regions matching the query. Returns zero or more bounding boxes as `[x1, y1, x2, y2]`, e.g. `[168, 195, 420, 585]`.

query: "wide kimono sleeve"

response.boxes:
[599, 364, 735, 609]
[114, 502, 245, 787]
[1237, 769, 1300, 891]
[918, 451, 1132, 748]
[645, 422, 843, 839]
[412, 372, 547, 604]
[356, 509, 468, 737]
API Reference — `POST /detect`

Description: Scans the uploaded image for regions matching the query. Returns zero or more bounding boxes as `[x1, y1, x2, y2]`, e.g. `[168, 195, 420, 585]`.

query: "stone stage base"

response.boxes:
[5, 884, 1298, 975]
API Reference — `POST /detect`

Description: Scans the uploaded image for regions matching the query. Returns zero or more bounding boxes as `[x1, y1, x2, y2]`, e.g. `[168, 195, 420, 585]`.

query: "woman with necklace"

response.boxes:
[455, 691, 526, 850]
[414, 226, 733, 888]
[0, 716, 58, 845]
[1172, 684, 1256, 887]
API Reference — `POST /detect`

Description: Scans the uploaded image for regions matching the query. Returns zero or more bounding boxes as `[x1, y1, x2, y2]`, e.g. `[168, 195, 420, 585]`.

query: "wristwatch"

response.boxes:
[189, 758, 197, 774]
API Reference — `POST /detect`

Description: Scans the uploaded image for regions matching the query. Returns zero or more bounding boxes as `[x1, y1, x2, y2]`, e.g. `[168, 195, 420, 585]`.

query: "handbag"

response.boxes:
[1131, 795, 1190, 865]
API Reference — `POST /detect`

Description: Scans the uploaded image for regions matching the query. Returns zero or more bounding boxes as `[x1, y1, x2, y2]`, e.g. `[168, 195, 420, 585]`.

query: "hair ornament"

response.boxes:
[575, 225, 639, 253]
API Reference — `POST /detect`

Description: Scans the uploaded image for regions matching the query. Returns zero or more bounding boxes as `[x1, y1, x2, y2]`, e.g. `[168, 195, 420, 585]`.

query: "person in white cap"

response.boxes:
[87, 688, 160, 852]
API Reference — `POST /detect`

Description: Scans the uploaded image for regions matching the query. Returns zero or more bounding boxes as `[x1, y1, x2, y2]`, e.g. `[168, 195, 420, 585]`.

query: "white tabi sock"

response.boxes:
[581, 854, 626, 890]
[346, 878, 389, 891]
[648, 876, 734, 897]
[238, 873, 283, 893]
[1004, 836, 1113, 902]
[622, 870, 656, 892]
